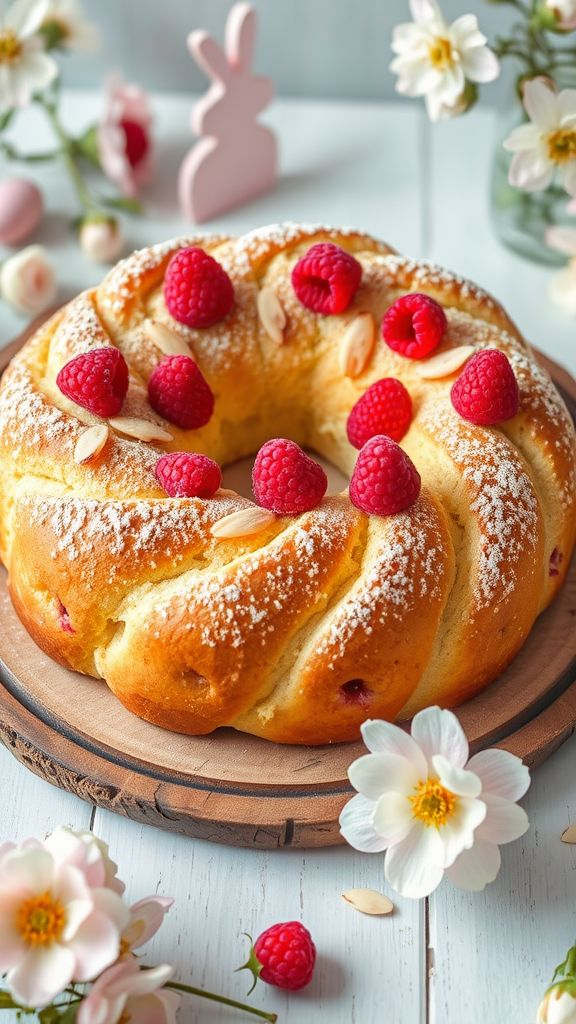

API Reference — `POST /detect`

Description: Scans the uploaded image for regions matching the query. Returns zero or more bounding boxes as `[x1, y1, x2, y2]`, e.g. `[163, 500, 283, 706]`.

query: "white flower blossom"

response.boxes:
[340, 707, 530, 898]
[0, 0, 57, 112]
[390, 0, 499, 121]
[504, 79, 576, 198]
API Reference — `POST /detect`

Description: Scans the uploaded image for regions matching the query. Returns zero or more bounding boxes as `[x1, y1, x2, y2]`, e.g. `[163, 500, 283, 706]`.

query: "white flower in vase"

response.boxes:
[390, 0, 500, 122]
[0, 0, 58, 112]
[546, 225, 576, 314]
[40, 0, 101, 52]
[504, 79, 576, 197]
[339, 706, 530, 898]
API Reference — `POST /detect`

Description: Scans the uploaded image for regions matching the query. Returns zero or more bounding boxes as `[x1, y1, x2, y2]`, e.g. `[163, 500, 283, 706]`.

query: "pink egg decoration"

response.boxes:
[0, 179, 44, 246]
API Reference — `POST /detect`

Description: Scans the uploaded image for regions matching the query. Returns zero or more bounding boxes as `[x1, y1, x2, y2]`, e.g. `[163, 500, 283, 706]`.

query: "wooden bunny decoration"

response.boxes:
[179, 2, 278, 223]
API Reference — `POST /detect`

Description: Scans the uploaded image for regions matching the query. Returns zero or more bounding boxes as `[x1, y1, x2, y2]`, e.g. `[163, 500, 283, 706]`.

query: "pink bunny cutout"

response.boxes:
[179, 2, 278, 222]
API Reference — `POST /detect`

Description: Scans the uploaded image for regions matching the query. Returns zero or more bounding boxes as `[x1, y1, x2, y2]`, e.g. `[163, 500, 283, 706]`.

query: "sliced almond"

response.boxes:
[561, 824, 576, 844]
[211, 506, 276, 540]
[339, 312, 376, 378]
[415, 345, 475, 380]
[144, 319, 191, 357]
[74, 424, 109, 465]
[257, 287, 286, 345]
[342, 889, 394, 916]
[108, 417, 173, 443]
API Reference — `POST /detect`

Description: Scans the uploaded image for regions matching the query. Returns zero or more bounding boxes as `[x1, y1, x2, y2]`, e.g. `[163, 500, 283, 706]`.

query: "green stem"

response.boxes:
[36, 95, 96, 216]
[0, 140, 62, 162]
[165, 982, 277, 1023]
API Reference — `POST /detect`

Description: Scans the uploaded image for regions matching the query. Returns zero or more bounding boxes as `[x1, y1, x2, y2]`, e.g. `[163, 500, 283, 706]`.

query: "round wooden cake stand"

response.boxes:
[0, 316, 574, 849]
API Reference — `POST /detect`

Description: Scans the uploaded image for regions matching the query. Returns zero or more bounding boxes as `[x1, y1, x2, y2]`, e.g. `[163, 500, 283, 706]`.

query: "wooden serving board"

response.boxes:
[0, 316, 574, 849]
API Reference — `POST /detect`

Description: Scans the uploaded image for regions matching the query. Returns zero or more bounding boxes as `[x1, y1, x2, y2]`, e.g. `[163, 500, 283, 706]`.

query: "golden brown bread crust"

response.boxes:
[0, 223, 574, 744]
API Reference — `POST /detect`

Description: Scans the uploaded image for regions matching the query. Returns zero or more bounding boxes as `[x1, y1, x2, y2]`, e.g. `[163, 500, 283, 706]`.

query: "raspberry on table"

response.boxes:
[239, 921, 317, 993]
[163, 246, 234, 329]
[56, 347, 129, 418]
[350, 434, 421, 516]
[291, 242, 362, 315]
[148, 355, 214, 430]
[450, 348, 519, 425]
[347, 377, 413, 449]
[382, 293, 447, 359]
[155, 452, 222, 498]
[252, 438, 327, 514]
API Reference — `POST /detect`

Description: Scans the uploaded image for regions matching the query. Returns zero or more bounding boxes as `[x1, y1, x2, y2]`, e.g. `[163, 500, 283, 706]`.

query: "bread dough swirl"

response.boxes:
[0, 224, 574, 744]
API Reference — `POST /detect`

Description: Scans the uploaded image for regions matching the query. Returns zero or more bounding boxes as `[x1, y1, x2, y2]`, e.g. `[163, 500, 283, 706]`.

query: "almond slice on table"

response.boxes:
[144, 319, 191, 357]
[74, 424, 110, 465]
[108, 417, 173, 443]
[416, 345, 475, 380]
[561, 824, 576, 843]
[341, 889, 394, 916]
[257, 287, 286, 345]
[339, 312, 376, 378]
[211, 507, 276, 540]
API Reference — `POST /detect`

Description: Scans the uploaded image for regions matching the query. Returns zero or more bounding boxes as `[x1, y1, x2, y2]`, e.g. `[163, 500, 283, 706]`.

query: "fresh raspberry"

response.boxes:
[291, 242, 362, 315]
[155, 452, 222, 498]
[252, 439, 327, 514]
[240, 922, 316, 992]
[350, 435, 421, 516]
[56, 347, 129, 418]
[382, 293, 447, 359]
[450, 348, 519, 425]
[347, 378, 412, 449]
[148, 355, 214, 430]
[163, 246, 234, 328]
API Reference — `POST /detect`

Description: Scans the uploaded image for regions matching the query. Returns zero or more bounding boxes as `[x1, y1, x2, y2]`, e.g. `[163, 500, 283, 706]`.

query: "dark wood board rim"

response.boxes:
[0, 315, 575, 848]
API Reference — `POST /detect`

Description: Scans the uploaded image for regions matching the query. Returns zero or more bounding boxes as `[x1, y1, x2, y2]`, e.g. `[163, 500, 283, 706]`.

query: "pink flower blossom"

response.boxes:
[97, 75, 152, 197]
[121, 896, 174, 958]
[0, 840, 129, 1008]
[77, 960, 180, 1024]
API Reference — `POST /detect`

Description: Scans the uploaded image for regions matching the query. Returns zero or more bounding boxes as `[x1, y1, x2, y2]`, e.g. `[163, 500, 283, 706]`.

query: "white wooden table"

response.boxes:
[0, 93, 575, 1024]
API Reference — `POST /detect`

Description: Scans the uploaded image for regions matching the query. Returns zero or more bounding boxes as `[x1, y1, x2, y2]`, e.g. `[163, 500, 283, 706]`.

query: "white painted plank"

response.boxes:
[429, 734, 576, 1024]
[92, 810, 425, 1024]
[0, 742, 91, 842]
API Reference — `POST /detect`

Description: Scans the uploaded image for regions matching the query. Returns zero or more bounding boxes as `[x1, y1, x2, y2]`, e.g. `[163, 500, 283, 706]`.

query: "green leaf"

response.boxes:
[99, 195, 143, 216]
[56, 1004, 80, 1024]
[75, 125, 101, 168]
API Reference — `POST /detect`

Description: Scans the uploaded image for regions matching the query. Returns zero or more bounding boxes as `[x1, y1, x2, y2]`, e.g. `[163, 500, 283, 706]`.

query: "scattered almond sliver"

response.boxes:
[339, 312, 376, 378]
[74, 424, 109, 465]
[108, 417, 173, 443]
[257, 287, 286, 345]
[144, 319, 191, 357]
[561, 824, 576, 843]
[211, 507, 276, 540]
[415, 345, 475, 380]
[341, 889, 394, 916]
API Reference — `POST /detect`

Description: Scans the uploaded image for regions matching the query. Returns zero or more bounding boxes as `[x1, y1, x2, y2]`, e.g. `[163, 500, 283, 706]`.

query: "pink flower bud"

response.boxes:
[80, 217, 124, 264]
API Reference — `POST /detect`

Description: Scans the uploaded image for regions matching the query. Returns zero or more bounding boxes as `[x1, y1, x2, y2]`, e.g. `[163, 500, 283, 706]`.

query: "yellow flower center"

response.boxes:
[118, 936, 132, 960]
[118, 1014, 131, 1024]
[547, 127, 576, 164]
[15, 892, 66, 947]
[0, 30, 22, 64]
[428, 37, 454, 70]
[410, 778, 457, 828]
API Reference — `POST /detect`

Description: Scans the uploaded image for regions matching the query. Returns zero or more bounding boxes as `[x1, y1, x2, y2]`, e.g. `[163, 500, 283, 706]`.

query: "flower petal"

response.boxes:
[475, 794, 529, 845]
[503, 122, 542, 153]
[449, 14, 486, 50]
[466, 748, 531, 801]
[508, 149, 554, 192]
[69, 911, 122, 982]
[411, 707, 469, 768]
[558, 88, 576, 124]
[440, 796, 486, 868]
[0, 889, 28, 970]
[348, 752, 419, 800]
[0, 847, 53, 893]
[339, 793, 387, 853]
[385, 825, 445, 898]
[445, 838, 501, 891]
[5, 0, 48, 36]
[125, 896, 173, 949]
[460, 45, 500, 84]
[560, 161, 576, 198]
[373, 791, 416, 846]
[523, 79, 559, 131]
[433, 754, 481, 797]
[8, 945, 75, 1008]
[108, 963, 174, 999]
[549, 263, 576, 315]
[360, 719, 427, 775]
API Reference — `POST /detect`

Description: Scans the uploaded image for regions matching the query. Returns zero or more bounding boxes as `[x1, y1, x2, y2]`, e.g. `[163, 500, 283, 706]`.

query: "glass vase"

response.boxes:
[490, 70, 576, 267]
